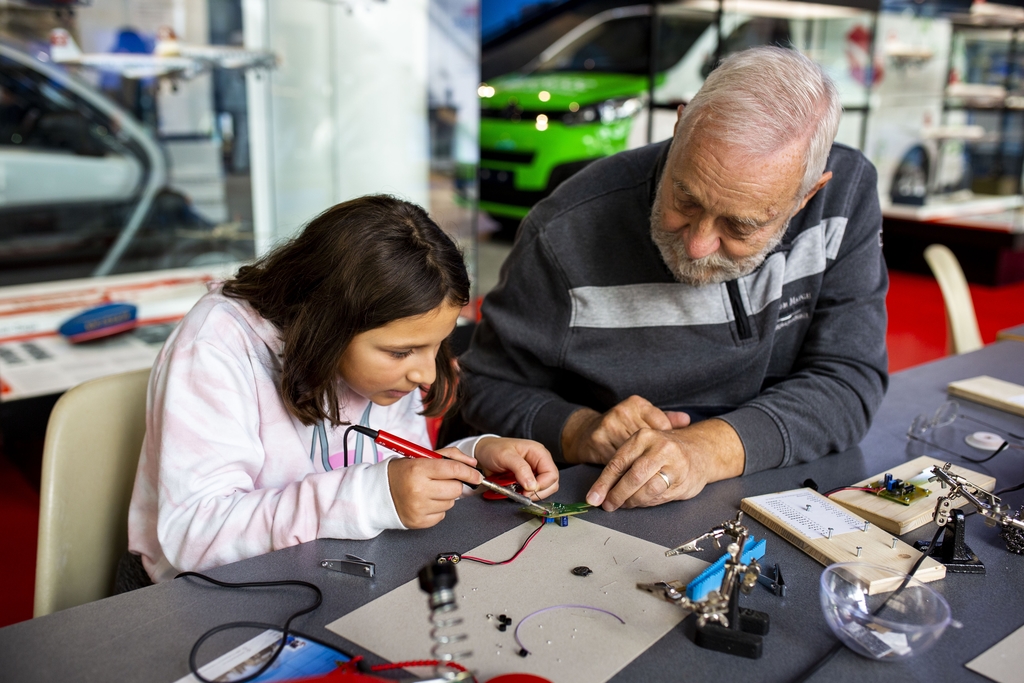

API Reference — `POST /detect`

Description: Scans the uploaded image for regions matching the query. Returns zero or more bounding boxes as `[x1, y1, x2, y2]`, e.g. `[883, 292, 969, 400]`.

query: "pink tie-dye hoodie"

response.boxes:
[128, 285, 484, 583]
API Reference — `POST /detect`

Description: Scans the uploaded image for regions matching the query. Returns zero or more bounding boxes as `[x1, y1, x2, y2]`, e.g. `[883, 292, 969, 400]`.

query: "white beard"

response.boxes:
[650, 186, 787, 287]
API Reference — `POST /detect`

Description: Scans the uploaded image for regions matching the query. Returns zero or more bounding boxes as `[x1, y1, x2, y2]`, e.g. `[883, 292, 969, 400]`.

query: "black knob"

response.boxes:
[418, 560, 458, 594]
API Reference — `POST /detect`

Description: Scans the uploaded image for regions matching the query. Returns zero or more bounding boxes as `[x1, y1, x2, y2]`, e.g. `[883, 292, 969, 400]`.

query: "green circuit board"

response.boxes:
[522, 501, 593, 518]
[868, 479, 932, 506]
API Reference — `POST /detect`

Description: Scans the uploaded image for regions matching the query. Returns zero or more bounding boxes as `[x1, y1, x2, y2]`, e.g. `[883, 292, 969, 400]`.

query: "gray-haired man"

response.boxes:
[460, 46, 888, 511]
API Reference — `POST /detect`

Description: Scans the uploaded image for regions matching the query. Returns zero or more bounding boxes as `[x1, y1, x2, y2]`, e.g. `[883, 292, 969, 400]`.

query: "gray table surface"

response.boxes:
[3, 342, 1024, 682]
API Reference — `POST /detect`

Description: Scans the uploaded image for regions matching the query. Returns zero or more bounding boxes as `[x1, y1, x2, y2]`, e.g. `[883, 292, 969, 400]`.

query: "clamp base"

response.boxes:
[914, 509, 985, 574]
[692, 609, 769, 659]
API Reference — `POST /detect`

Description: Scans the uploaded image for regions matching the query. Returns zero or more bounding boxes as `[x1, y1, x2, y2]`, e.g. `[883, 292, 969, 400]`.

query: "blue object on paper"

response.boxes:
[685, 537, 767, 601]
[58, 303, 137, 343]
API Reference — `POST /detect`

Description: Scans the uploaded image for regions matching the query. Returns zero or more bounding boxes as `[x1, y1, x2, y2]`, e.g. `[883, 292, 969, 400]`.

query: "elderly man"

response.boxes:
[460, 46, 888, 511]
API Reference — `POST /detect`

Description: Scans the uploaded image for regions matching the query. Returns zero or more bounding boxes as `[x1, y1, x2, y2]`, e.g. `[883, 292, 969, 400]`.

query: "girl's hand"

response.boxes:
[387, 457, 482, 529]
[473, 437, 559, 500]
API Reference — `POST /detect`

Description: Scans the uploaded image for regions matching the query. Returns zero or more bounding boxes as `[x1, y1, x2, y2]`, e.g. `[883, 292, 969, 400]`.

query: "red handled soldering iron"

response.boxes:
[348, 425, 552, 514]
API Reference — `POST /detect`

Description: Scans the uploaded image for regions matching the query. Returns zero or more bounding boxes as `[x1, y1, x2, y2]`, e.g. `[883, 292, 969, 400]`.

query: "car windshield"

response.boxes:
[533, 15, 713, 74]
[0, 53, 139, 160]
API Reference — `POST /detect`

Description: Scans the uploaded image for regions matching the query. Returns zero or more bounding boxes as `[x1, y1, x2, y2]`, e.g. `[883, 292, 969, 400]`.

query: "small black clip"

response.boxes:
[757, 562, 786, 597]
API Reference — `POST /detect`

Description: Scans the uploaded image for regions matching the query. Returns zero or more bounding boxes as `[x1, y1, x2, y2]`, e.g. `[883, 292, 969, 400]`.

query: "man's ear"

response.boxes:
[797, 171, 832, 211]
[673, 104, 685, 137]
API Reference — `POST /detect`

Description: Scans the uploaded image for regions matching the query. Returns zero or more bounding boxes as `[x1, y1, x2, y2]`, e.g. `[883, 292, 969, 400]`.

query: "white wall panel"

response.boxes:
[245, 0, 430, 248]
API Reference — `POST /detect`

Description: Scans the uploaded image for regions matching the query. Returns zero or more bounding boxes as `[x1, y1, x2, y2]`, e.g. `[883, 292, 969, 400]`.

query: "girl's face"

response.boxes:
[338, 302, 462, 406]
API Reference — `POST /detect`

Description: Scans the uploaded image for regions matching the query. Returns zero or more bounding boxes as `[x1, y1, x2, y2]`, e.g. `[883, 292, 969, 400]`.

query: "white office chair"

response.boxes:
[33, 368, 150, 617]
[923, 243, 983, 355]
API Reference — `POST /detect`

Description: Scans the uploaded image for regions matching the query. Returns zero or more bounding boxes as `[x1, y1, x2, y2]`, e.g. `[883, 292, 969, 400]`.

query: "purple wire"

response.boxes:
[513, 604, 626, 655]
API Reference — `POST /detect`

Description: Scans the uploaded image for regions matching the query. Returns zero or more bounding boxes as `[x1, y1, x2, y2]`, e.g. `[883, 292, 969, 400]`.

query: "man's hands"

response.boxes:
[474, 437, 559, 500]
[561, 395, 690, 465]
[562, 396, 745, 511]
[386, 438, 559, 529]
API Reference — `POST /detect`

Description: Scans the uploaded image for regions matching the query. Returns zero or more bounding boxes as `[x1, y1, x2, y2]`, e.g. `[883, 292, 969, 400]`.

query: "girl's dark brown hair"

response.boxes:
[223, 195, 470, 426]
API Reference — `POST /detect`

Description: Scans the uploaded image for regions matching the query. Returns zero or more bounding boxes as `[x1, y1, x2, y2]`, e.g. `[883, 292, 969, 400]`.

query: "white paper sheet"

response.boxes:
[966, 623, 1024, 683]
[326, 518, 709, 683]
[744, 490, 865, 540]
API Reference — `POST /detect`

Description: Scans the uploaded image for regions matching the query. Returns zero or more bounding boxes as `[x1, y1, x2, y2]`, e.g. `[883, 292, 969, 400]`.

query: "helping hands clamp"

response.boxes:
[929, 464, 1024, 532]
[639, 511, 769, 658]
[924, 463, 1024, 560]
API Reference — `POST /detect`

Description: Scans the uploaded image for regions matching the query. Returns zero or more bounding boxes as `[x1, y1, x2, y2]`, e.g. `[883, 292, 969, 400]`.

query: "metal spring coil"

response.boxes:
[428, 587, 472, 681]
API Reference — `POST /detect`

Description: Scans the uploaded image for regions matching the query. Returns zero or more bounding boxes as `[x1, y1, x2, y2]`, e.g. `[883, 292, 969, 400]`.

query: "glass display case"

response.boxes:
[0, 0, 258, 287]
[945, 14, 1024, 197]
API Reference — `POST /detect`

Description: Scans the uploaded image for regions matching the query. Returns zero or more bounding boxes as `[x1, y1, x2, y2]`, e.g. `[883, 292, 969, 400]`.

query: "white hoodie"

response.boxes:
[128, 285, 482, 583]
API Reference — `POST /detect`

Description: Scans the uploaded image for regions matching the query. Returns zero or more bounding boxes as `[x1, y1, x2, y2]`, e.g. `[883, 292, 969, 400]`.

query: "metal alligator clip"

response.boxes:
[321, 553, 375, 578]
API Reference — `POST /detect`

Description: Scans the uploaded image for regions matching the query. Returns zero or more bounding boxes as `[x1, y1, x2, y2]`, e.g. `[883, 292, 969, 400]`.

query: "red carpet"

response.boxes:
[886, 270, 1024, 371]
[0, 446, 40, 626]
[0, 270, 1021, 629]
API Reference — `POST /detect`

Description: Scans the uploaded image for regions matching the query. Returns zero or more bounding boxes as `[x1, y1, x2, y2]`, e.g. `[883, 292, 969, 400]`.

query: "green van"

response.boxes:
[477, 0, 882, 228]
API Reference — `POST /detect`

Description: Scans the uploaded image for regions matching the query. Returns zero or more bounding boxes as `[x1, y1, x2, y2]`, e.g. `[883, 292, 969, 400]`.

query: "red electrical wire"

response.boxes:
[370, 659, 471, 674]
[460, 524, 545, 565]
[336, 656, 476, 682]
[824, 486, 882, 497]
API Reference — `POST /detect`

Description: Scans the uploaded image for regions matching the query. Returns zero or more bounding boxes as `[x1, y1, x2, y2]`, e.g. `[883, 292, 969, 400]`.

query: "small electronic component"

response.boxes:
[493, 614, 512, 632]
[436, 552, 461, 564]
[868, 473, 931, 506]
[522, 501, 592, 526]
[571, 566, 593, 577]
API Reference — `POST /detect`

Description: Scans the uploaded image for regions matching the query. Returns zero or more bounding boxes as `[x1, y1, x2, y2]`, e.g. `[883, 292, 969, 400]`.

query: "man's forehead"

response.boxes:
[668, 174, 785, 228]
[666, 137, 803, 218]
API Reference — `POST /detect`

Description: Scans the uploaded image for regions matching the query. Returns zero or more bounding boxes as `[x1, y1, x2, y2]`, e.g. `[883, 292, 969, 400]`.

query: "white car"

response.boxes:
[0, 38, 252, 286]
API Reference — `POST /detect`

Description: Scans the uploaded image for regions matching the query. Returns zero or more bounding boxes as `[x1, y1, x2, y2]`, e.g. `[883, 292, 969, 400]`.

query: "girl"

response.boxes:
[125, 195, 558, 585]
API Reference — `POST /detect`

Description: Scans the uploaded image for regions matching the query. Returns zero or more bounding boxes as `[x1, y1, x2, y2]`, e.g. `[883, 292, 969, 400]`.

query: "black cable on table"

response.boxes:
[962, 440, 1010, 464]
[175, 571, 323, 683]
[789, 522, 945, 683]
[996, 479, 1024, 496]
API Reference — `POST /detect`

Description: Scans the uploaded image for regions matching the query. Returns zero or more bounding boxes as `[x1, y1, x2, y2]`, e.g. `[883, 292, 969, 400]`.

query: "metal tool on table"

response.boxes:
[321, 553, 376, 578]
[915, 463, 1024, 570]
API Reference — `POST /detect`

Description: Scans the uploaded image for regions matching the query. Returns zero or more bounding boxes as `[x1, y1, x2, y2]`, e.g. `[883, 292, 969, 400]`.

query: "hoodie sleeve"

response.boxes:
[138, 329, 403, 578]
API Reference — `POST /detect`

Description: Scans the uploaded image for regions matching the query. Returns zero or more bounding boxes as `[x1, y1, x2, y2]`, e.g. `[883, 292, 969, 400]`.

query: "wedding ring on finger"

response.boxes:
[656, 470, 671, 489]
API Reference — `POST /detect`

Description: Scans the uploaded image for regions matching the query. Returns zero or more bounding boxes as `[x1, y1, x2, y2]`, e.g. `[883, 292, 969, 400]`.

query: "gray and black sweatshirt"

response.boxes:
[460, 140, 889, 474]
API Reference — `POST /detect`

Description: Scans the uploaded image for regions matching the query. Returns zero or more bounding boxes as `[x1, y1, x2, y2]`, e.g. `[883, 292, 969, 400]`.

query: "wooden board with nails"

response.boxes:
[829, 456, 996, 536]
[947, 375, 1024, 418]
[740, 488, 946, 594]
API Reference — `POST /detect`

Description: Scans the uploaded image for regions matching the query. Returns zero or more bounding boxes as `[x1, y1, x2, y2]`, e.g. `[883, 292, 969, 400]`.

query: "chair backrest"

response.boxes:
[33, 368, 150, 617]
[923, 243, 983, 355]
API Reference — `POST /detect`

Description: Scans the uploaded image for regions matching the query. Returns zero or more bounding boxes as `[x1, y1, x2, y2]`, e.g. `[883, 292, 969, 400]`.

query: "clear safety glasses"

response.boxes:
[907, 400, 1024, 464]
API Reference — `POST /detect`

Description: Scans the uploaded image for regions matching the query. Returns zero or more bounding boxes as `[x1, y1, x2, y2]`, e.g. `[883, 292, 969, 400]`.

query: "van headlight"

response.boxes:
[563, 97, 643, 126]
